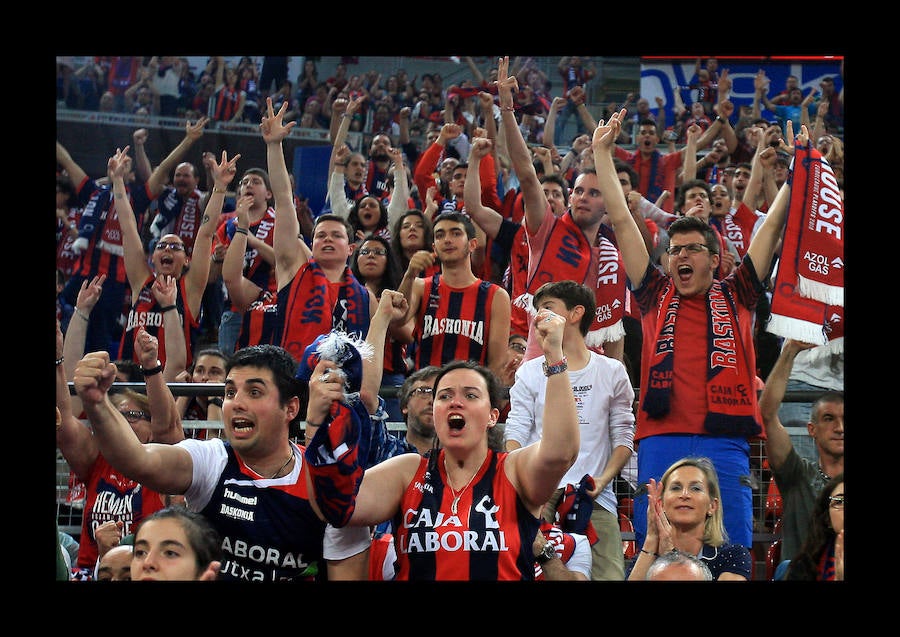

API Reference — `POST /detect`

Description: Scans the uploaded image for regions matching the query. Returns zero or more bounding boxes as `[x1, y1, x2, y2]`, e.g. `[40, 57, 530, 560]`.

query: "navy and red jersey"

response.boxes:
[235, 291, 280, 350]
[209, 85, 244, 122]
[118, 274, 200, 369]
[392, 450, 539, 580]
[216, 210, 278, 312]
[72, 177, 155, 285]
[414, 274, 500, 370]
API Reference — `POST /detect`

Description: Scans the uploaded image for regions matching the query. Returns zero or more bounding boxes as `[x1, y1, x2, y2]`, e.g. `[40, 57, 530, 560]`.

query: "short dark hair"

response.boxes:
[226, 345, 301, 420]
[674, 178, 712, 213]
[613, 160, 639, 189]
[433, 211, 476, 240]
[668, 215, 719, 254]
[540, 173, 570, 205]
[533, 279, 596, 337]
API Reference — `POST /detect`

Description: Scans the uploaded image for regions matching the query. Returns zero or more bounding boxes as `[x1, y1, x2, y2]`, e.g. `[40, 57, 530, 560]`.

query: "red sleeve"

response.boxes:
[413, 142, 444, 204]
[478, 153, 503, 212]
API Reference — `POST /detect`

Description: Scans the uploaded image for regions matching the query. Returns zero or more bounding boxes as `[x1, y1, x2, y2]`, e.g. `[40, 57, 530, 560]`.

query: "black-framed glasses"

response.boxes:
[359, 248, 387, 256]
[155, 242, 186, 252]
[408, 386, 433, 399]
[828, 495, 844, 510]
[666, 243, 710, 257]
[120, 410, 150, 423]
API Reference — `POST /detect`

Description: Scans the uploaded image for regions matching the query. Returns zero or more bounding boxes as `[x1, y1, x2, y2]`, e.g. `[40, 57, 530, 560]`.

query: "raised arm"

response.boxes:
[56, 318, 98, 481]
[385, 145, 410, 231]
[593, 110, 650, 284]
[758, 340, 816, 471]
[262, 97, 304, 291]
[360, 289, 408, 414]
[73, 350, 194, 495]
[745, 126, 808, 281]
[108, 146, 152, 294]
[146, 117, 209, 197]
[133, 322, 184, 445]
[509, 309, 578, 511]
[464, 137, 504, 239]
[131, 128, 152, 183]
[184, 150, 240, 317]
[497, 56, 544, 233]
[222, 194, 265, 310]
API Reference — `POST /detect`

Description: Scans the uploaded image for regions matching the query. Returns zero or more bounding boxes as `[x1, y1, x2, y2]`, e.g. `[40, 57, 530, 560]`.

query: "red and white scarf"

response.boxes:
[766, 141, 844, 355]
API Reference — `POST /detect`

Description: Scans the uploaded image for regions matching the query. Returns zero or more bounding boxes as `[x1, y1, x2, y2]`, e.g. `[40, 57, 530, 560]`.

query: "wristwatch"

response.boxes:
[535, 541, 556, 564]
[542, 357, 568, 377]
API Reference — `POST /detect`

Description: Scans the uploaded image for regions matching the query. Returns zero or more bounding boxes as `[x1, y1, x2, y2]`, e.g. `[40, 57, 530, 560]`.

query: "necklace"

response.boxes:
[270, 451, 295, 479]
[444, 455, 479, 515]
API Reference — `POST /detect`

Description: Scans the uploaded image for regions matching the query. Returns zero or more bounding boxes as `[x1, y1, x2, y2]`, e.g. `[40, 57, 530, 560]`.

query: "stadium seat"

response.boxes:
[619, 513, 636, 560]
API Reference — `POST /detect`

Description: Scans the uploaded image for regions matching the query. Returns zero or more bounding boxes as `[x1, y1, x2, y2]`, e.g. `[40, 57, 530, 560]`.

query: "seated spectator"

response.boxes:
[628, 457, 752, 581]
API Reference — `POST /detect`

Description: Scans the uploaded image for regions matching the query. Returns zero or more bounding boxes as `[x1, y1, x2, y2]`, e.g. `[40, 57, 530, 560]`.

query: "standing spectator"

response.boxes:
[396, 212, 511, 377]
[505, 280, 635, 580]
[350, 235, 415, 422]
[71, 340, 372, 581]
[112, 141, 235, 370]
[554, 56, 597, 142]
[56, 175, 82, 279]
[258, 56, 289, 100]
[784, 473, 844, 581]
[396, 365, 442, 454]
[217, 169, 279, 354]
[102, 56, 143, 112]
[390, 208, 437, 277]
[816, 75, 843, 134]
[73, 59, 105, 111]
[262, 98, 377, 363]
[497, 56, 626, 364]
[56, 130, 159, 358]
[208, 59, 246, 128]
[304, 310, 578, 580]
[57, 305, 184, 579]
[295, 58, 319, 109]
[237, 60, 261, 124]
[174, 347, 228, 440]
[147, 56, 182, 117]
[758, 339, 844, 565]
[627, 457, 752, 581]
[614, 115, 720, 214]
[592, 109, 791, 552]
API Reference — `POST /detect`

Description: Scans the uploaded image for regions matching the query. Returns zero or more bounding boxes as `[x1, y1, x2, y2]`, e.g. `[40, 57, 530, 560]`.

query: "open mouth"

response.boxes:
[448, 414, 465, 430]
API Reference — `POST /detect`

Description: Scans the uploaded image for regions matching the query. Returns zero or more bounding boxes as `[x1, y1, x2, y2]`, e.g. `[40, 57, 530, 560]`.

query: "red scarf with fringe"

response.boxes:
[642, 279, 760, 437]
[766, 142, 844, 351]
[523, 211, 626, 347]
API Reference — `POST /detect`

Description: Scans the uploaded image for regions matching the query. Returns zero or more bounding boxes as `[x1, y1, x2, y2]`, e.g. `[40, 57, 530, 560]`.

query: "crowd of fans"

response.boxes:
[56, 55, 843, 582]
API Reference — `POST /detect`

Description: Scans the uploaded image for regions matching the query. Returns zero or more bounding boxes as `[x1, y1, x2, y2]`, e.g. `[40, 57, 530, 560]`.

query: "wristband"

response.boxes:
[158, 305, 177, 314]
[55, 356, 65, 366]
[141, 361, 164, 377]
[640, 549, 659, 557]
[208, 397, 224, 408]
[500, 105, 515, 112]
[234, 226, 249, 235]
[74, 307, 90, 322]
[542, 357, 568, 377]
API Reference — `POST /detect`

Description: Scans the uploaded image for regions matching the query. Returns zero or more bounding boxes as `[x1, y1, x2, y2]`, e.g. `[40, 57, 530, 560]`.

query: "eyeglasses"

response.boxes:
[407, 386, 433, 399]
[666, 243, 710, 257]
[828, 495, 844, 510]
[120, 410, 150, 423]
[155, 242, 186, 252]
[359, 248, 387, 256]
[508, 342, 526, 354]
